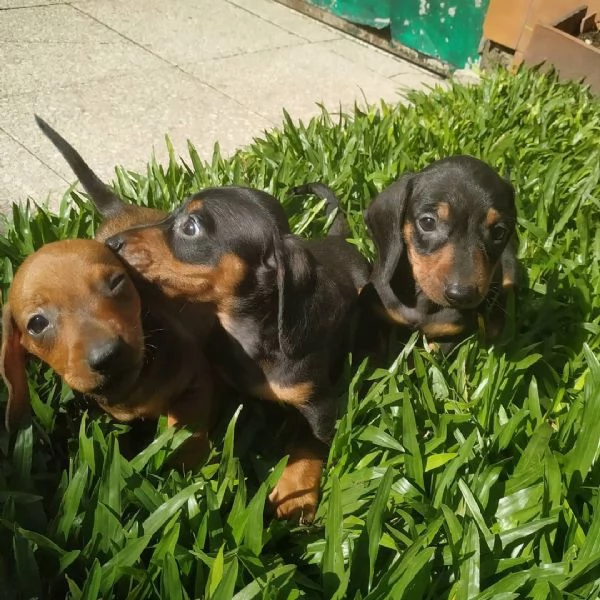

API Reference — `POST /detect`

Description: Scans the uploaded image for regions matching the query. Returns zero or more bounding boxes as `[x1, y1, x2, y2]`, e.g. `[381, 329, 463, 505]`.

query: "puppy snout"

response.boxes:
[106, 234, 125, 253]
[444, 283, 479, 308]
[87, 337, 127, 375]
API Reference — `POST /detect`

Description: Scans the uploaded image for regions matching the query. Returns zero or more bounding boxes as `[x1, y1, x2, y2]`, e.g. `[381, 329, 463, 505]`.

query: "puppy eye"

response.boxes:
[418, 216, 437, 232]
[180, 216, 203, 237]
[108, 272, 126, 293]
[27, 314, 49, 336]
[491, 224, 508, 242]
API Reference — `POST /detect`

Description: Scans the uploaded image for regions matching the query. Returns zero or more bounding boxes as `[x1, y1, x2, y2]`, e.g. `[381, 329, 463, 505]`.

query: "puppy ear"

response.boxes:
[1, 304, 30, 432]
[365, 174, 418, 323]
[35, 115, 126, 219]
[273, 234, 319, 358]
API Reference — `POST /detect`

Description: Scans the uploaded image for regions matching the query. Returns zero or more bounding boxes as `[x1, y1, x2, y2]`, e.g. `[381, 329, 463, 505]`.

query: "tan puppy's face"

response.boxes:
[2, 239, 144, 429]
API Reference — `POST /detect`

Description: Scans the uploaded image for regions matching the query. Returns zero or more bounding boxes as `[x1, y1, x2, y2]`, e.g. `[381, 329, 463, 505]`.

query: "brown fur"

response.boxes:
[251, 379, 314, 407]
[422, 321, 465, 338]
[111, 227, 246, 308]
[486, 208, 501, 227]
[404, 222, 455, 306]
[268, 441, 324, 524]
[437, 202, 450, 220]
[2, 239, 214, 470]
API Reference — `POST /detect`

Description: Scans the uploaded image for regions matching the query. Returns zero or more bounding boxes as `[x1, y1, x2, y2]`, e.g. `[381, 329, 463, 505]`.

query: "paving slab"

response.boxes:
[228, 0, 341, 42]
[316, 37, 437, 78]
[391, 70, 448, 94]
[0, 1, 61, 7]
[0, 130, 66, 216]
[0, 66, 272, 191]
[0, 4, 165, 98]
[73, 0, 305, 64]
[184, 43, 411, 126]
[0, 0, 445, 215]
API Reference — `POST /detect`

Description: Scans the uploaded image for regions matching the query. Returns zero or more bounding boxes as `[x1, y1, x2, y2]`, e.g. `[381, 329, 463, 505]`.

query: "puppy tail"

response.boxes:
[291, 183, 350, 237]
[35, 115, 125, 219]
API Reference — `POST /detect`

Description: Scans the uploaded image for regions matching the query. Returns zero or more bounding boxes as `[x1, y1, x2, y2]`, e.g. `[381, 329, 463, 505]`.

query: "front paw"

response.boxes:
[268, 480, 319, 524]
[267, 454, 322, 524]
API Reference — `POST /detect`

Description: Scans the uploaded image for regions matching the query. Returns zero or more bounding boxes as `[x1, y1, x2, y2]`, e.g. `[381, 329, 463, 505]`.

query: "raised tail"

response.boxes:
[35, 115, 125, 218]
[290, 182, 350, 237]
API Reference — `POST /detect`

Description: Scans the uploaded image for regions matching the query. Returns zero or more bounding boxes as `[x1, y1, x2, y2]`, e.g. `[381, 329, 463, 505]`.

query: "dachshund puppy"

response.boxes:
[1, 239, 213, 468]
[364, 155, 517, 350]
[1, 116, 218, 467]
[35, 115, 217, 344]
[105, 183, 370, 522]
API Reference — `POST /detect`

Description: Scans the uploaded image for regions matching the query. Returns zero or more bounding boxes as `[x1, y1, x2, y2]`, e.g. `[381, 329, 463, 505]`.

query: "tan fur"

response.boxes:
[422, 321, 465, 338]
[268, 444, 323, 523]
[251, 379, 314, 407]
[5, 240, 143, 402]
[115, 227, 247, 309]
[404, 221, 455, 306]
[2, 239, 214, 470]
[486, 208, 501, 227]
[436, 202, 450, 220]
[404, 222, 495, 304]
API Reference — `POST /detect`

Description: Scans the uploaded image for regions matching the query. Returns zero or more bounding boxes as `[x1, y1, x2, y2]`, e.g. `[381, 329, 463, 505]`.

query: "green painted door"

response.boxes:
[307, 1, 490, 69]
[391, 1, 490, 68]
[309, 0, 392, 29]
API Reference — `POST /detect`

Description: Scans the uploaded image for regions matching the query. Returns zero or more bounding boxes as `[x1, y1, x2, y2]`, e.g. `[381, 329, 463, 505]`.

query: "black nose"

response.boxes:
[87, 338, 126, 375]
[444, 284, 479, 307]
[106, 235, 124, 252]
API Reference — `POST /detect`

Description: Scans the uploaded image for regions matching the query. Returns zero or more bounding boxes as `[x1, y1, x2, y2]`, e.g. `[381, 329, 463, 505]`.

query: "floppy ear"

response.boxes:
[273, 234, 319, 358]
[1, 304, 30, 432]
[364, 174, 420, 325]
[35, 115, 126, 219]
[365, 174, 413, 285]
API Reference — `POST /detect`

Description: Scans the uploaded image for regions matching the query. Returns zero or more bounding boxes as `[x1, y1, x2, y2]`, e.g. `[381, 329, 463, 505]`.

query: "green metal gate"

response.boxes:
[308, 0, 490, 69]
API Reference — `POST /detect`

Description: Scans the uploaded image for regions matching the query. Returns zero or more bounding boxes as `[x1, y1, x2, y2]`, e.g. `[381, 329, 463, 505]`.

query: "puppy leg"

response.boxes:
[268, 417, 326, 524]
[485, 241, 518, 340]
[166, 365, 215, 470]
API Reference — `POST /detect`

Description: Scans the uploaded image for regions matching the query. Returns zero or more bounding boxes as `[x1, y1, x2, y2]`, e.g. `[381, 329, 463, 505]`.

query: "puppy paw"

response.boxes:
[268, 481, 319, 524]
[267, 453, 322, 524]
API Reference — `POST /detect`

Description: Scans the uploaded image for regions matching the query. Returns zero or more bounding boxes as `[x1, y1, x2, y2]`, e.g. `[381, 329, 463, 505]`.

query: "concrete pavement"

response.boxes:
[0, 0, 443, 215]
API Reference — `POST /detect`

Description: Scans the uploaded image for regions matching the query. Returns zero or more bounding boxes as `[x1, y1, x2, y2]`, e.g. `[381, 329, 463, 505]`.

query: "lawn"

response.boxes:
[1, 67, 600, 599]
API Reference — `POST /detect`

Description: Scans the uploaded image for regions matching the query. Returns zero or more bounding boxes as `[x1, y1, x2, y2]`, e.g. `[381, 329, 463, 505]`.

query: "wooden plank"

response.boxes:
[273, 0, 451, 76]
[484, 0, 531, 50]
[523, 23, 600, 94]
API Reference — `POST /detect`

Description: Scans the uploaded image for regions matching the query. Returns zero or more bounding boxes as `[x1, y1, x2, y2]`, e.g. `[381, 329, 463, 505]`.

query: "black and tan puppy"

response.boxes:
[105, 183, 369, 522]
[365, 155, 517, 349]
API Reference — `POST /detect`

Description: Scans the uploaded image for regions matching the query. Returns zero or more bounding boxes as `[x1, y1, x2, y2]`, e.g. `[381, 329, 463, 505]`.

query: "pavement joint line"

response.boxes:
[0, 2, 68, 11]
[0, 64, 165, 100]
[0, 124, 69, 183]
[69, 2, 281, 127]
[315, 39, 420, 80]
[224, 0, 338, 44]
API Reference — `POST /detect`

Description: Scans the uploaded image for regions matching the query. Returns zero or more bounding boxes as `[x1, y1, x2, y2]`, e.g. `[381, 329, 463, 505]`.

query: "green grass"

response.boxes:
[1, 67, 600, 599]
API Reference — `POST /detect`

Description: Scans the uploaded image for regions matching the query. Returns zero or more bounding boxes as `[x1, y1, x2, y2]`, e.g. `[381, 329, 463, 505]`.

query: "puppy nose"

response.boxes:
[444, 284, 479, 307]
[106, 234, 124, 252]
[87, 338, 125, 374]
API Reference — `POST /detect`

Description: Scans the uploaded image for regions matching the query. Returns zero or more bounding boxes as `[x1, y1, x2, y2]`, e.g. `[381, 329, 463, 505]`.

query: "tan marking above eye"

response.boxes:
[185, 199, 204, 214]
[404, 221, 455, 306]
[436, 202, 450, 220]
[486, 208, 501, 227]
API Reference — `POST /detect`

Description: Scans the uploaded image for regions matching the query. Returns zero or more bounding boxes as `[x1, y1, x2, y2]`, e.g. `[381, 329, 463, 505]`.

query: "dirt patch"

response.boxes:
[579, 29, 600, 49]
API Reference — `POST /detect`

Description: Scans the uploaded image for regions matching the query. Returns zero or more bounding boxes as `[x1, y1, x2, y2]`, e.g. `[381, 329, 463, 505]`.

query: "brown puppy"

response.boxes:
[364, 155, 518, 351]
[35, 115, 218, 344]
[1, 239, 213, 467]
[1, 116, 216, 467]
